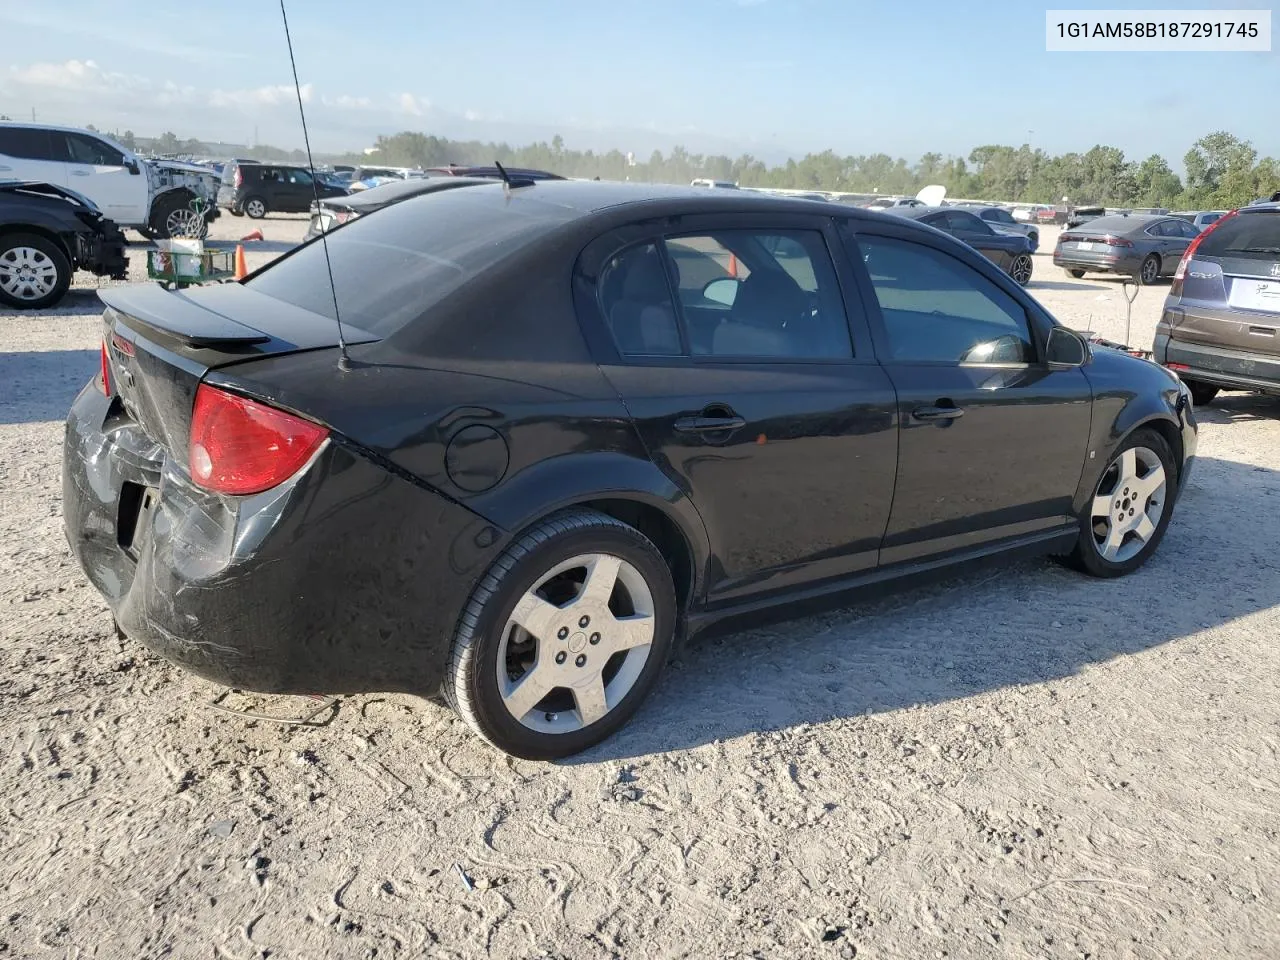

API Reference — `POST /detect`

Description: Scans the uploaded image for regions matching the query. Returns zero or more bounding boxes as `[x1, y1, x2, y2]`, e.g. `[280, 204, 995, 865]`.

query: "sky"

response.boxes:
[1, 0, 1276, 168]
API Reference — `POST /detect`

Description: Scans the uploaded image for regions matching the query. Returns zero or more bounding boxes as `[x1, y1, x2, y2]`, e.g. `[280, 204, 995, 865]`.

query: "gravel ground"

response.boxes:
[2, 217, 1279, 960]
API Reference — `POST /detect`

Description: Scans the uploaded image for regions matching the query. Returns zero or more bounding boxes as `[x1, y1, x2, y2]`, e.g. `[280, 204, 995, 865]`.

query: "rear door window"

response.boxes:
[663, 230, 852, 360]
[60, 132, 125, 166]
[855, 234, 1034, 364]
[1196, 213, 1280, 261]
[0, 127, 57, 160]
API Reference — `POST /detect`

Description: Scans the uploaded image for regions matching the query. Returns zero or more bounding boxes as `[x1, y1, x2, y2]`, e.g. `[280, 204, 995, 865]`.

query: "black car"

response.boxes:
[1154, 202, 1280, 404]
[1054, 214, 1200, 284]
[887, 206, 1035, 285]
[0, 180, 127, 309]
[304, 175, 510, 242]
[64, 182, 1196, 759]
[426, 164, 565, 181]
[954, 204, 1040, 252]
[216, 160, 348, 219]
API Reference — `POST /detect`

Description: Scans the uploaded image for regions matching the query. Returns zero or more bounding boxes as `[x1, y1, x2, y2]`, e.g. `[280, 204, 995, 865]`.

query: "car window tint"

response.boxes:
[1178, 220, 1201, 237]
[666, 230, 852, 360]
[948, 211, 988, 233]
[287, 168, 313, 185]
[857, 235, 1034, 364]
[1195, 212, 1280, 261]
[61, 132, 124, 166]
[0, 127, 56, 160]
[598, 243, 683, 357]
[246, 185, 576, 337]
[992, 209, 1015, 224]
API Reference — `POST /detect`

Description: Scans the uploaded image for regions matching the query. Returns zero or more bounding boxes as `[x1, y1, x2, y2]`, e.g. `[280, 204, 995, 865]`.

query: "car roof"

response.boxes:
[1069, 214, 1167, 232]
[0, 120, 109, 136]
[325, 175, 491, 208]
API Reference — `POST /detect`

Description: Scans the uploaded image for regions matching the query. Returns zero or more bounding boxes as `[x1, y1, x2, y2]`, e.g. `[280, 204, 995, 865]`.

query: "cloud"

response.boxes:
[325, 95, 373, 110]
[397, 93, 428, 116]
[209, 83, 313, 109]
[9, 59, 141, 93]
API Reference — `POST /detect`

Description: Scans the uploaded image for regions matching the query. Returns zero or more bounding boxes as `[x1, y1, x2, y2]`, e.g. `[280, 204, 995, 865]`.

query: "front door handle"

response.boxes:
[911, 404, 964, 423]
[674, 415, 746, 433]
[70, 169, 91, 176]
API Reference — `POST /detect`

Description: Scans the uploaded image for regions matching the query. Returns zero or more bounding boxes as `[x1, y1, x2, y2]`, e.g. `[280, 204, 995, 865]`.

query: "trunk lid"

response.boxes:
[100, 282, 375, 458]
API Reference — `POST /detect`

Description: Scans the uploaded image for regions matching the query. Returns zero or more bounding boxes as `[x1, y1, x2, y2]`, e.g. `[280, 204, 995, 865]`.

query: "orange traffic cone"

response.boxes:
[727, 253, 738, 278]
[241, 229, 264, 242]
[233, 245, 248, 280]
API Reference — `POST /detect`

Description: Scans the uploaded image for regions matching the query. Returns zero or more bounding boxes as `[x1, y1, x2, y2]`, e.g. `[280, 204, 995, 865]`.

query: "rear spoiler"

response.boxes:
[100, 284, 269, 346]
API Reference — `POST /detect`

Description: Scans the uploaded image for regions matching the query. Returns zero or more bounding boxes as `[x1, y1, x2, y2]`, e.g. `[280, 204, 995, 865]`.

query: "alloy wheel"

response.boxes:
[496, 553, 656, 733]
[1010, 254, 1033, 286]
[246, 199, 266, 218]
[0, 246, 59, 300]
[1089, 446, 1167, 563]
[165, 206, 204, 238]
[1141, 256, 1159, 284]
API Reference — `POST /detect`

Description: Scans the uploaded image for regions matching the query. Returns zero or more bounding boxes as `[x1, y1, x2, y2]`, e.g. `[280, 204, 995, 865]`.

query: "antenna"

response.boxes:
[494, 159, 512, 200]
[279, 0, 351, 372]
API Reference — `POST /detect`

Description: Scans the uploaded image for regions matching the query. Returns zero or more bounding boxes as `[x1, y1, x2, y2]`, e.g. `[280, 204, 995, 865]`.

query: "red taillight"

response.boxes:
[100, 341, 111, 396]
[1099, 235, 1132, 248]
[189, 384, 328, 495]
[233, 167, 243, 188]
[1166, 362, 1191, 371]
[1173, 208, 1238, 286]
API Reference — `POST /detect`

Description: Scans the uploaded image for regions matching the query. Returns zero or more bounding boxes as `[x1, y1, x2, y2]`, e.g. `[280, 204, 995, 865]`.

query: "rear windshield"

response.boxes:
[245, 184, 577, 336]
[1196, 211, 1280, 261]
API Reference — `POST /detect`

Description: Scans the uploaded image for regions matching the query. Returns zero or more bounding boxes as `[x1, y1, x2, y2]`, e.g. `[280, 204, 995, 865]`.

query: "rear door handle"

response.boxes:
[911, 404, 964, 423]
[674, 415, 746, 433]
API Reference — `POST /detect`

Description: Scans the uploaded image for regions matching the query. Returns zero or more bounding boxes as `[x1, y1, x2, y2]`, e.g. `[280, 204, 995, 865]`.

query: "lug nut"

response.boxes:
[578, 615, 590, 628]
[575, 654, 587, 667]
[589, 632, 600, 645]
[557, 627, 569, 640]
[555, 652, 567, 665]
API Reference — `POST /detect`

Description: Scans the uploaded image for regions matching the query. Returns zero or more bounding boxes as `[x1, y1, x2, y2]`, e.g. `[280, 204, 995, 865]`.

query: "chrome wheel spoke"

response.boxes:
[508, 592, 562, 642]
[572, 674, 609, 726]
[1117, 448, 1137, 484]
[1091, 494, 1113, 519]
[1100, 522, 1126, 560]
[578, 554, 621, 607]
[609, 614, 654, 652]
[1133, 514, 1156, 543]
[502, 661, 555, 719]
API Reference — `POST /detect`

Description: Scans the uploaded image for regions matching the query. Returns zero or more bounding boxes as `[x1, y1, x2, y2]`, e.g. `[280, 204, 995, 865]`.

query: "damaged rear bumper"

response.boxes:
[62, 382, 501, 696]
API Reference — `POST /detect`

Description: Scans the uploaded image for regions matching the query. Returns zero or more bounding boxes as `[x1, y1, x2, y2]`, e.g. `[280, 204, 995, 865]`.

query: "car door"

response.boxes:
[0, 126, 68, 189]
[945, 210, 1012, 269]
[840, 222, 1093, 565]
[1164, 219, 1199, 272]
[281, 167, 315, 212]
[53, 130, 149, 225]
[576, 214, 898, 605]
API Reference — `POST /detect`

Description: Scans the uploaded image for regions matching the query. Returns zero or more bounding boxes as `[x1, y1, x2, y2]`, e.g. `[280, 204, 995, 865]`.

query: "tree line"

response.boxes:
[89, 122, 1280, 210]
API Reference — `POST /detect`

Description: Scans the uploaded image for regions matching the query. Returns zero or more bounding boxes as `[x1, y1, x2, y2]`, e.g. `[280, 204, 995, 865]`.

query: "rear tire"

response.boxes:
[0, 233, 72, 310]
[1185, 380, 1219, 406]
[1138, 254, 1160, 285]
[244, 197, 267, 219]
[1065, 429, 1177, 578]
[445, 509, 677, 759]
[1066, 268, 1085, 279]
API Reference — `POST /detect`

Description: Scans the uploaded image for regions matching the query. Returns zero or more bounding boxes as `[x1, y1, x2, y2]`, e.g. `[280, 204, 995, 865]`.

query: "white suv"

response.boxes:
[0, 123, 220, 239]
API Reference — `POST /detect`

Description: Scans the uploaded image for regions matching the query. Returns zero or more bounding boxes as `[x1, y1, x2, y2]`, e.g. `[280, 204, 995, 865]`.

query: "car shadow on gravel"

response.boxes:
[1193, 394, 1280, 425]
[575, 453, 1280, 762]
[1028, 280, 1099, 292]
[0, 348, 97, 424]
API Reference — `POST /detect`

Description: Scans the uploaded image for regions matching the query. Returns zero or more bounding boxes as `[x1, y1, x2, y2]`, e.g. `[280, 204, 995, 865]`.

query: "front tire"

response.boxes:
[150, 192, 209, 240]
[0, 233, 72, 309]
[1066, 429, 1177, 578]
[446, 509, 677, 759]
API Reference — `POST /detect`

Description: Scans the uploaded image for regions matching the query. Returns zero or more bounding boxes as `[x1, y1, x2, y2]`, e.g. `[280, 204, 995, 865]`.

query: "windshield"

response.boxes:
[245, 184, 576, 336]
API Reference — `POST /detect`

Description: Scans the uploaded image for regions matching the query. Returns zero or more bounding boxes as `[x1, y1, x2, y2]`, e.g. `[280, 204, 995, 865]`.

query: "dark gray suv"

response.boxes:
[1154, 203, 1280, 405]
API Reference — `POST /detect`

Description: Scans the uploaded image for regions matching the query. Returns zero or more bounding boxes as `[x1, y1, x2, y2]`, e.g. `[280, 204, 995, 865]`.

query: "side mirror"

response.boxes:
[1046, 326, 1088, 367]
[125, 160, 140, 175]
[703, 277, 741, 307]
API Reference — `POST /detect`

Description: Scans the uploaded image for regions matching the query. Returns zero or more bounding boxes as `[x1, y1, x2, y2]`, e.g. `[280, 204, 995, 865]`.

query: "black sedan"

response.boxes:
[64, 182, 1197, 758]
[0, 180, 127, 309]
[1054, 214, 1201, 284]
[885, 205, 1035, 285]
